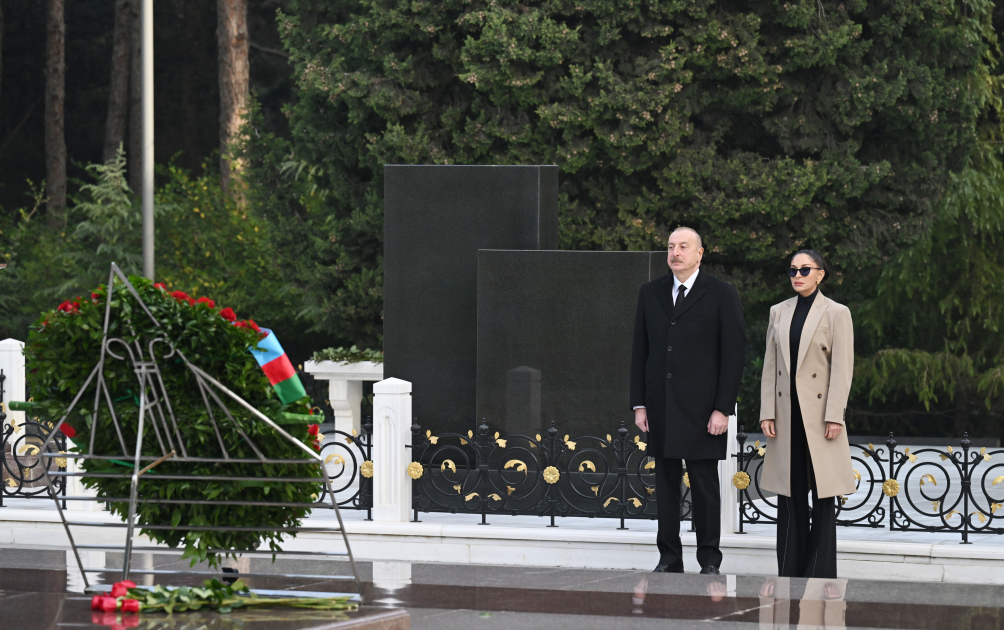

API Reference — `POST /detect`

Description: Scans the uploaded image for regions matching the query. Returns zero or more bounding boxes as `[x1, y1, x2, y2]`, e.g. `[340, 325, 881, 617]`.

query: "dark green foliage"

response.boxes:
[311, 345, 384, 364]
[25, 276, 320, 566]
[240, 0, 988, 425]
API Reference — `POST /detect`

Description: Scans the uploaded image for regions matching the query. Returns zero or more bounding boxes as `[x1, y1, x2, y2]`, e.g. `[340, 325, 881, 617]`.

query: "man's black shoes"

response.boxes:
[700, 565, 720, 575]
[653, 563, 684, 573]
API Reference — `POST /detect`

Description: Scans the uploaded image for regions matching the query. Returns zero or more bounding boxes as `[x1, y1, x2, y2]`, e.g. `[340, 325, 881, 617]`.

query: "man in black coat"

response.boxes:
[630, 226, 746, 574]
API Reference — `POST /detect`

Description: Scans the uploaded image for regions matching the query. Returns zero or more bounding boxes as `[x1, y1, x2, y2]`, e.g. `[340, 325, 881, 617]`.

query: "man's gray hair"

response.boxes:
[669, 226, 703, 249]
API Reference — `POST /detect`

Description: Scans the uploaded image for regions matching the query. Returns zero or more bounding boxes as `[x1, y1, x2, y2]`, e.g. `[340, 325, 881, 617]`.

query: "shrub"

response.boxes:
[25, 275, 320, 566]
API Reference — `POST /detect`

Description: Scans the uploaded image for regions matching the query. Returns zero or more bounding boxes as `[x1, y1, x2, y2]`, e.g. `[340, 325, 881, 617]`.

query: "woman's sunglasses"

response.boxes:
[787, 267, 823, 277]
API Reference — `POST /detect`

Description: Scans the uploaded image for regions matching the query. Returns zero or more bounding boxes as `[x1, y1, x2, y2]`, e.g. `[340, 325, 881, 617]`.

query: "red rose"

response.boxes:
[308, 424, 319, 436]
[91, 292, 100, 300]
[117, 580, 137, 589]
[171, 291, 188, 301]
[100, 596, 119, 612]
[195, 297, 216, 309]
[187, 297, 195, 306]
[219, 307, 236, 322]
[111, 583, 128, 598]
[246, 319, 261, 333]
[91, 595, 103, 611]
[153, 283, 166, 290]
[57, 300, 78, 313]
[121, 599, 140, 613]
[59, 423, 77, 438]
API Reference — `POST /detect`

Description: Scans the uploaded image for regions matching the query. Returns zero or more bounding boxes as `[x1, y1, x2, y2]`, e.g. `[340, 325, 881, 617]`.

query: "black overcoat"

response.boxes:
[630, 269, 747, 459]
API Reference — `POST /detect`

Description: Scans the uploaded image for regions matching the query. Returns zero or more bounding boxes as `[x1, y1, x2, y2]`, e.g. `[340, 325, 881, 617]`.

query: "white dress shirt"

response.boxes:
[635, 268, 700, 410]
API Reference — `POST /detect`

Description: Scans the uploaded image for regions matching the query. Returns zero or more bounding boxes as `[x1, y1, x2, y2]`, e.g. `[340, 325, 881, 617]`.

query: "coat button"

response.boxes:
[779, 392, 782, 397]
[822, 346, 827, 351]
[667, 373, 672, 379]
[817, 393, 822, 399]
[671, 320, 677, 325]
[778, 371, 781, 375]
[668, 346, 673, 352]
[812, 373, 817, 378]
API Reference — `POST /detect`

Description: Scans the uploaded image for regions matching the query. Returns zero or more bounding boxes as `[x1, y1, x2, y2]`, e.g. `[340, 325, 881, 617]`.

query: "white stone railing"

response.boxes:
[303, 360, 383, 436]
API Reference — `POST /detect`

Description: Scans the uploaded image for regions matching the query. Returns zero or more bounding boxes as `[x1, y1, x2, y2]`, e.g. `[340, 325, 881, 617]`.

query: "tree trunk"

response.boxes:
[103, 0, 132, 165]
[45, 0, 66, 218]
[0, 2, 5, 121]
[217, 0, 249, 196]
[128, 0, 142, 194]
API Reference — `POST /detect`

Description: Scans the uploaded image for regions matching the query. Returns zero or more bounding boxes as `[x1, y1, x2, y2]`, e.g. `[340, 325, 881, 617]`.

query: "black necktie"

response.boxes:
[676, 284, 686, 306]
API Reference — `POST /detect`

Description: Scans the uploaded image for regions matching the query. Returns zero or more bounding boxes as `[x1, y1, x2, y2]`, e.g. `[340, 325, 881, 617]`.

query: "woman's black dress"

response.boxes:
[777, 288, 838, 578]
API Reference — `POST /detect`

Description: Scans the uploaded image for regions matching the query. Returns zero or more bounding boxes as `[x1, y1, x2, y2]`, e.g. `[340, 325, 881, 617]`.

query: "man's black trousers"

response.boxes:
[653, 457, 722, 571]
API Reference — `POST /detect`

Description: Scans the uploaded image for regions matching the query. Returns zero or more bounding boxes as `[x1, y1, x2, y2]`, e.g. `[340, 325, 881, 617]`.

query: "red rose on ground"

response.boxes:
[100, 596, 119, 612]
[110, 580, 136, 598]
[59, 423, 77, 438]
[219, 307, 236, 322]
[120, 599, 140, 613]
[91, 595, 103, 611]
[195, 297, 216, 308]
[171, 291, 188, 301]
[153, 283, 166, 290]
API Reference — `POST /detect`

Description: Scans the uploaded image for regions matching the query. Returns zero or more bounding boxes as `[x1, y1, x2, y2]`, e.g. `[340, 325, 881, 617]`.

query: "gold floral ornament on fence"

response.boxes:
[55, 452, 68, 468]
[406, 461, 424, 480]
[882, 478, 900, 497]
[360, 460, 373, 479]
[683, 473, 690, 488]
[543, 466, 560, 484]
[732, 471, 750, 490]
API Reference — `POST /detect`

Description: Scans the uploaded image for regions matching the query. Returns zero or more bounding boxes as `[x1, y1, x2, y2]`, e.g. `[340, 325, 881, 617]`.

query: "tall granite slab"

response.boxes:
[384, 165, 559, 433]
[477, 250, 669, 437]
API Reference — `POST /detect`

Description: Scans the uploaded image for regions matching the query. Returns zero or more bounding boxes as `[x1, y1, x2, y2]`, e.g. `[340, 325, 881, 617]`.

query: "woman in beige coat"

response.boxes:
[759, 249, 856, 579]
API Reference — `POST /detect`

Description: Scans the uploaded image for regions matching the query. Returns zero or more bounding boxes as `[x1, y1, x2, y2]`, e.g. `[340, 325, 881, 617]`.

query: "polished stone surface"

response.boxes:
[2, 553, 1002, 629]
[383, 165, 559, 434]
[476, 250, 668, 437]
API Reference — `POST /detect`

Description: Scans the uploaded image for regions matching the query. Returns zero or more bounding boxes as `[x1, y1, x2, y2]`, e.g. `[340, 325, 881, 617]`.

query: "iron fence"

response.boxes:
[734, 427, 1004, 543]
[407, 420, 686, 528]
[317, 419, 373, 518]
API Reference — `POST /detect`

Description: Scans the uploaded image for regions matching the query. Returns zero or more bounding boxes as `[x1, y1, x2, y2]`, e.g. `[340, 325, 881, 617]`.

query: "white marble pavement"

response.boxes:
[2, 497, 1002, 585]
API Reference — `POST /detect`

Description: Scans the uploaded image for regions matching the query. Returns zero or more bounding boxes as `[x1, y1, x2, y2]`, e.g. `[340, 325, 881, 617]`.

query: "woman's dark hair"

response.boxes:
[791, 249, 831, 284]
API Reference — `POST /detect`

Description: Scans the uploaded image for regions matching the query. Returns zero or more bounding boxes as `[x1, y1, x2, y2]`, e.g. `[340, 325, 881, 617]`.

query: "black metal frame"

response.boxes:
[317, 418, 373, 519]
[1, 368, 68, 508]
[408, 419, 692, 528]
[734, 426, 1004, 543]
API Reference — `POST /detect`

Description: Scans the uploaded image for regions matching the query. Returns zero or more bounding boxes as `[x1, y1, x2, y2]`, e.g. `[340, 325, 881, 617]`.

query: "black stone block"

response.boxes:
[476, 250, 668, 437]
[383, 165, 559, 434]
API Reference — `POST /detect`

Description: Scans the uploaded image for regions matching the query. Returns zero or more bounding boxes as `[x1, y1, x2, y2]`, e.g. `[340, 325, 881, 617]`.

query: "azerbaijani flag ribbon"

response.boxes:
[249, 328, 306, 404]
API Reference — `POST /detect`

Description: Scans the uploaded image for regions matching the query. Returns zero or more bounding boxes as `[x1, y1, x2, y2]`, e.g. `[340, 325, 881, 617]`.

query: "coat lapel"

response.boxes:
[670, 270, 708, 320]
[655, 274, 675, 319]
[779, 299, 796, 375]
[795, 291, 828, 374]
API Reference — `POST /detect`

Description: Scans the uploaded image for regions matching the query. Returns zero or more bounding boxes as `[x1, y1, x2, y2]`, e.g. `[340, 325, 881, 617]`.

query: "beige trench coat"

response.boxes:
[758, 291, 857, 499]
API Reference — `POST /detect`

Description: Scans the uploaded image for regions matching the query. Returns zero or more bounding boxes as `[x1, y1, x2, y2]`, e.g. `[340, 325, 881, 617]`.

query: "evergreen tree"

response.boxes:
[244, 0, 988, 357]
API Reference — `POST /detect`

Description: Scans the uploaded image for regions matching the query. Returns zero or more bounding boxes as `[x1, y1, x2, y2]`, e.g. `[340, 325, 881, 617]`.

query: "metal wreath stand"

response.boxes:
[33, 263, 361, 597]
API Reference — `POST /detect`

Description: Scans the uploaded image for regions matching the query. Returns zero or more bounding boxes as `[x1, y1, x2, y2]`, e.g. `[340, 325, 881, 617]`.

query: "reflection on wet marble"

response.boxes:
[1, 550, 1003, 629]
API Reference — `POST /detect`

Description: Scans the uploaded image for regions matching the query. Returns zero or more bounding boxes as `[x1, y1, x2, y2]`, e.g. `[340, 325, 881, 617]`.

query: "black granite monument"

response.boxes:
[383, 165, 559, 433]
[476, 250, 669, 437]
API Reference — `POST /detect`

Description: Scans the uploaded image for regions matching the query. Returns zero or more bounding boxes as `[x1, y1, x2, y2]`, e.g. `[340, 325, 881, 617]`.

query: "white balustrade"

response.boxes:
[304, 360, 383, 436]
[371, 378, 412, 523]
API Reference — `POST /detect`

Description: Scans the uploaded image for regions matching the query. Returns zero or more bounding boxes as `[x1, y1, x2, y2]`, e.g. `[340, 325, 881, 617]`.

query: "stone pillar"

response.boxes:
[719, 405, 738, 534]
[372, 378, 412, 523]
[0, 339, 25, 431]
[329, 378, 364, 436]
